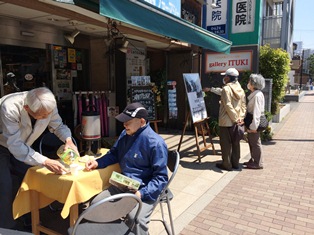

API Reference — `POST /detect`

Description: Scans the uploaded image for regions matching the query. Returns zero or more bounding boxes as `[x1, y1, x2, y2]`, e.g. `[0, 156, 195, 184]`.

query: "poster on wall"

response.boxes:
[130, 86, 156, 120]
[126, 45, 146, 87]
[167, 81, 177, 119]
[182, 73, 207, 123]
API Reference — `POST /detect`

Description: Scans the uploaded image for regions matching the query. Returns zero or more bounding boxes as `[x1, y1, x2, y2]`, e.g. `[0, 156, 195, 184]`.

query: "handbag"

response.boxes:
[244, 113, 268, 131]
[229, 124, 245, 142]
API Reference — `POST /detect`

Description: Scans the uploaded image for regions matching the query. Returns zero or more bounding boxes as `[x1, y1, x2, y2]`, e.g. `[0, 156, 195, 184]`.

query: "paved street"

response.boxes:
[177, 91, 314, 235]
[13, 91, 314, 235]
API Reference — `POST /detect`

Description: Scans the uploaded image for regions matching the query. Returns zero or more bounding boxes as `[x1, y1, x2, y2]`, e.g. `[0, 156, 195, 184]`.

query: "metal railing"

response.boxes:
[262, 15, 282, 48]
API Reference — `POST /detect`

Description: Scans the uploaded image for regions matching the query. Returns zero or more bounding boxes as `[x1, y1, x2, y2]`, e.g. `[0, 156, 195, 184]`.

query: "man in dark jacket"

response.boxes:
[85, 102, 168, 235]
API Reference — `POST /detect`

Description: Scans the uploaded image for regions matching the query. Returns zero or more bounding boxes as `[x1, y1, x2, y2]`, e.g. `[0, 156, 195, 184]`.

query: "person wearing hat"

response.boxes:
[85, 102, 168, 235]
[4, 72, 21, 95]
[216, 68, 246, 171]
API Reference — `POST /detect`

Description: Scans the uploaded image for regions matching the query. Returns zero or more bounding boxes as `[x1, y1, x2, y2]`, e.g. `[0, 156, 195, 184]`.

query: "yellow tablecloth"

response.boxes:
[13, 154, 120, 219]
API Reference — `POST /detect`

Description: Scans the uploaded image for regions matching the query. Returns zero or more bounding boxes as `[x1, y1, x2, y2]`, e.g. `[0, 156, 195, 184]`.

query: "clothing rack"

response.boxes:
[74, 90, 111, 95]
[73, 91, 111, 137]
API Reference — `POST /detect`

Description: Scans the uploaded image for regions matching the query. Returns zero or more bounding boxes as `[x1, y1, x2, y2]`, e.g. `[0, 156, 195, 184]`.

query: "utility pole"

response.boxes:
[300, 50, 304, 90]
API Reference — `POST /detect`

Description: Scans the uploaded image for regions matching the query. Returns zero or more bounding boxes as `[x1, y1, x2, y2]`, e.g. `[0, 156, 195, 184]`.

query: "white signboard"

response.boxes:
[232, 0, 255, 34]
[206, 0, 228, 35]
[143, 0, 181, 17]
[183, 73, 207, 123]
[205, 51, 253, 73]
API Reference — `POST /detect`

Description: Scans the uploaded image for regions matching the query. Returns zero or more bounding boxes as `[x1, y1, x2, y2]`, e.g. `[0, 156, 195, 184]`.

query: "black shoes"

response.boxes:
[216, 163, 232, 171]
[244, 163, 263, 169]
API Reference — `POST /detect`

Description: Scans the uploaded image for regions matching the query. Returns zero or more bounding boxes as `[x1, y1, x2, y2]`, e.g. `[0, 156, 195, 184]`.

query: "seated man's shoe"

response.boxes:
[245, 163, 263, 169]
[216, 163, 232, 171]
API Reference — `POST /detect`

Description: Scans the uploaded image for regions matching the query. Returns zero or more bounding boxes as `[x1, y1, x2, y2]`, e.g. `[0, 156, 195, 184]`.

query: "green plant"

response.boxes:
[260, 126, 273, 142]
[208, 117, 219, 137]
[149, 68, 167, 107]
[238, 70, 252, 92]
[265, 111, 273, 122]
[259, 44, 291, 115]
[260, 111, 273, 142]
[308, 53, 314, 78]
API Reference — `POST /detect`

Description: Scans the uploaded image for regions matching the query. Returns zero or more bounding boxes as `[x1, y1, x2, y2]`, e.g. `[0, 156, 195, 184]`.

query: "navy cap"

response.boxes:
[115, 102, 148, 123]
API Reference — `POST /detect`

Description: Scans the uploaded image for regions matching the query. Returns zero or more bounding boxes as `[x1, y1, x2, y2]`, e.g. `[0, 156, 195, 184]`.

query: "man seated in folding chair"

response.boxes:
[85, 102, 168, 235]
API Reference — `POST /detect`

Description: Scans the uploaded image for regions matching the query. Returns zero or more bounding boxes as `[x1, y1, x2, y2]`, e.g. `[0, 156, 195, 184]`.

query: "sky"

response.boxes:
[293, 0, 314, 49]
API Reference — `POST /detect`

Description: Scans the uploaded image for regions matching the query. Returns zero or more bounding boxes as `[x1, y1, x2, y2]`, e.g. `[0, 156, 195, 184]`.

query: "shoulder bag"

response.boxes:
[244, 112, 268, 131]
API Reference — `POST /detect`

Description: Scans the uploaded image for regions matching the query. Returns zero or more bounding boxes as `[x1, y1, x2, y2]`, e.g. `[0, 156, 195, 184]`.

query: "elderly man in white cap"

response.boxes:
[85, 102, 168, 235]
[215, 68, 246, 171]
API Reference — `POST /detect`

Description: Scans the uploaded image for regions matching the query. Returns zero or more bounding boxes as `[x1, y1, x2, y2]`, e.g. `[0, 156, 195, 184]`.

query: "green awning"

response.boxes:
[99, 0, 232, 53]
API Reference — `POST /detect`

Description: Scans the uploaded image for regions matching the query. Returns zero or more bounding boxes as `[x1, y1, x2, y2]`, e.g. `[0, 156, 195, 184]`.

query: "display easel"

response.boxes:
[177, 111, 216, 163]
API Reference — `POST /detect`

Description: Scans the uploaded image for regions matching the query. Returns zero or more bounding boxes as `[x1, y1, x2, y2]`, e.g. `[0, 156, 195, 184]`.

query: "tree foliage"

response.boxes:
[259, 44, 291, 114]
[308, 54, 314, 78]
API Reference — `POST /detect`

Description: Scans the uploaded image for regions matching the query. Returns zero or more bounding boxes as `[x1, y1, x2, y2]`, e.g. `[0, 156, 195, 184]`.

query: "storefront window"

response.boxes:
[0, 45, 49, 97]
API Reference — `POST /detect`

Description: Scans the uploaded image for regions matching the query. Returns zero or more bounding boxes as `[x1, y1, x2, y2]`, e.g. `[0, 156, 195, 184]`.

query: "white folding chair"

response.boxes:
[68, 193, 142, 235]
[152, 150, 180, 235]
[0, 228, 33, 235]
[39, 131, 78, 159]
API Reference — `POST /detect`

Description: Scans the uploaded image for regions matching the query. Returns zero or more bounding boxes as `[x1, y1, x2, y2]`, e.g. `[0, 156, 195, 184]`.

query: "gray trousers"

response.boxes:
[91, 185, 155, 235]
[247, 132, 263, 167]
[0, 146, 31, 228]
[219, 126, 241, 169]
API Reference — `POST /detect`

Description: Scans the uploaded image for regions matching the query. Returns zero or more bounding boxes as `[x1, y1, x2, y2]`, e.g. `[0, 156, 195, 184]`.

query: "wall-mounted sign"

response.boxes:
[167, 81, 177, 119]
[143, 0, 181, 17]
[205, 0, 228, 37]
[232, 0, 256, 34]
[204, 50, 253, 73]
[130, 86, 156, 120]
[67, 48, 76, 63]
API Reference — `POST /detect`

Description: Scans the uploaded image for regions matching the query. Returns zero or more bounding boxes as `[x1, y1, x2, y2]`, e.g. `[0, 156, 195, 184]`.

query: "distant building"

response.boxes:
[293, 41, 303, 57]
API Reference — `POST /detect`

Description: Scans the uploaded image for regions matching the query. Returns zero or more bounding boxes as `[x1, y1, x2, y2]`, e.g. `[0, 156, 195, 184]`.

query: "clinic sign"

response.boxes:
[205, 0, 228, 37]
[204, 50, 253, 73]
[232, 0, 255, 33]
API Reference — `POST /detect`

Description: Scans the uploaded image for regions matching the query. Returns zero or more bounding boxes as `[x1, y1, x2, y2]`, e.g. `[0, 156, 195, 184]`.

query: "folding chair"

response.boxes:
[0, 228, 33, 235]
[39, 131, 77, 159]
[152, 150, 180, 235]
[68, 193, 142, 235]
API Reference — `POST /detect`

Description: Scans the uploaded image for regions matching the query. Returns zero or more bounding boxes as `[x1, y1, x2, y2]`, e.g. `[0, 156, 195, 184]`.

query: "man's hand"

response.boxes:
[247, 129, 257, 133]
[44, 159, 68, 174]
[135, 190, 141, 199]
[237, 119, 244, 125]
[203, 87, 211, 92]
[85, 160, 98, 171]
[64, 137, 80, 156]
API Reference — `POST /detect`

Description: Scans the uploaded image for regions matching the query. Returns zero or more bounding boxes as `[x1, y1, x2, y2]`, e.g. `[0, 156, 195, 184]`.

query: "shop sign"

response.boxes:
[204, 50, 253, 73]
[205, 0, 228, 37]
[143, 0, 181, 17]
[232, 0, 255, 34]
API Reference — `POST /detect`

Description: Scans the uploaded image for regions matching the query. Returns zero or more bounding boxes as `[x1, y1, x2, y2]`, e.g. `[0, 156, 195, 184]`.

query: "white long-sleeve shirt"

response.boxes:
[247, 90, 265, 131]
[0, 92, 72, 165]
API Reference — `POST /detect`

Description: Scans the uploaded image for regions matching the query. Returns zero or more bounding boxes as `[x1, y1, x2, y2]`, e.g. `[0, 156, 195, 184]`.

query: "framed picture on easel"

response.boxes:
[178, 73, 215, 163]
[183, 73, 208, 123]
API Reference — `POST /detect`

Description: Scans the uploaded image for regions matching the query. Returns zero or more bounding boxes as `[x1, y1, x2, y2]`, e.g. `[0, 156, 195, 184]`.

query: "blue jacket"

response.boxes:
[97, 123, 168, 202]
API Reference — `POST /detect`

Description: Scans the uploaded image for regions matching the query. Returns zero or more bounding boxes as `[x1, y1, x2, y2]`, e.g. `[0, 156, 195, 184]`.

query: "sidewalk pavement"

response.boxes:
[152, 90, 314, 235]
[15, 91, 314, 235]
